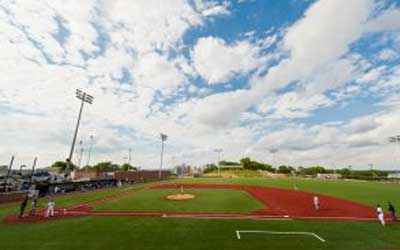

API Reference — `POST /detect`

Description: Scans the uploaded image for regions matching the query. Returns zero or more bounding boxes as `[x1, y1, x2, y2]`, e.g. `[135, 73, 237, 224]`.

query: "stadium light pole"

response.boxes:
[269, 148, 278, 173]
[388, 136, 400, 168]
[159, 133, 168, 179]
[214, 148, 223, 176]
[4, 156, 15, 192]
[29, 157, 37, 185]
[66, 89, 94, 173]
[128, 148, 132, 165]
[19, 164, 26, 174]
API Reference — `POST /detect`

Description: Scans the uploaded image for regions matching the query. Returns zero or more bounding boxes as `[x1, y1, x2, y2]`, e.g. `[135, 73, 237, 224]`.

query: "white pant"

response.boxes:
[378, 213, 385, 226]
[46, 206, 54, 217]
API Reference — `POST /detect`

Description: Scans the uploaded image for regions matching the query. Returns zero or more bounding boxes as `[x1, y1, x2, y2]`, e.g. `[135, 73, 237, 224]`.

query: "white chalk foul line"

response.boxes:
[235, 230, 326, 243]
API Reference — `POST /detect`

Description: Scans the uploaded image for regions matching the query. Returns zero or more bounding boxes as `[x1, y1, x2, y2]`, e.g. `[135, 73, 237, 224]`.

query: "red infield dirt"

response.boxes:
[4, 183, 383, 224]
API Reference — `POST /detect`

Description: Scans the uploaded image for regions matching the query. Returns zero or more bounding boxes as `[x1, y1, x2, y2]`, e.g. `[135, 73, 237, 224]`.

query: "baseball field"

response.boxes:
[1, 177, 400, 250]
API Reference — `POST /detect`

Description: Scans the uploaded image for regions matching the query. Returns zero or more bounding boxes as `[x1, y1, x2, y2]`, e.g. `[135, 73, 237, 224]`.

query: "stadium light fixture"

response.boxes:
[159, 133, 168, 179]
[66, 89, 94, 173]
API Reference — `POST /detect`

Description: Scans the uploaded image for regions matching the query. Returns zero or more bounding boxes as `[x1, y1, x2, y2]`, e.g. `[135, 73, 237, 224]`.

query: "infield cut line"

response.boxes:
[235, 230, 326, 243]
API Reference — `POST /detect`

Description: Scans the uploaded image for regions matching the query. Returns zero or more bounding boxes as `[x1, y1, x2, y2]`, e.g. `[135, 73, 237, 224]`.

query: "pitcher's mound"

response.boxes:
[166, 194, 196, 201]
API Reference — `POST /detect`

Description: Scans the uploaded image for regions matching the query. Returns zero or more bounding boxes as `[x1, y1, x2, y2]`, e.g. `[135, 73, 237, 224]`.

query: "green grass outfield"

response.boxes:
[95, 188, 264, 213]
[1, 177, 399, 250]
[175, 177, 400, 209]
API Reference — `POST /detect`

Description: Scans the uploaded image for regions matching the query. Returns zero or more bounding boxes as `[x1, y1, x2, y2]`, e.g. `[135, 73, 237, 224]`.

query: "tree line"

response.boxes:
[49, 161, 137, 172]
[203, 157, 389, 178]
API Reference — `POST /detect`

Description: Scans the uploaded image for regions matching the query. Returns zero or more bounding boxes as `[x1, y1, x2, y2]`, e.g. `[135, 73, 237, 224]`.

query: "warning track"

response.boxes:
[4, 183, 387, 224]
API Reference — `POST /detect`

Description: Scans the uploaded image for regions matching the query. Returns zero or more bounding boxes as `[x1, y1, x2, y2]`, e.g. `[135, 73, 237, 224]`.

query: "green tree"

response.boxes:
[278, 165, 295, 174]
[219, 160, 240, 166]
[203, 163, 218, 174]
[120, 163, 137, 171]
[50, 160, 76, 172]
[239, 157, 275, 172]
[93, 161, 120, 171]
[239, 157, 252, 169]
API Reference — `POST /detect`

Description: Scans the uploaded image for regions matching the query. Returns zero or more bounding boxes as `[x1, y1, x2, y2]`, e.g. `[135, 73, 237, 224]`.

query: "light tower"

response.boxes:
[66, 89, 94, 172]
[159, 133, 168, 179]
[269, 148, 278, 173]
[214, 148, 223, 176]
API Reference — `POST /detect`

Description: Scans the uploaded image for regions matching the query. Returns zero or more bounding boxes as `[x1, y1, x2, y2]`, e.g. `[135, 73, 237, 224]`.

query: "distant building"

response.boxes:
[0, 165, 8, 175]
[71, 169, 110, 181]
[316, 173, 342, 179]
[388, 172, 400, 179]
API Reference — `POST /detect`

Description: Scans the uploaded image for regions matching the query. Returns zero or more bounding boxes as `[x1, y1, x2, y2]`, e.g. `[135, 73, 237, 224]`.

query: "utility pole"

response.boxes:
[86, 135, 94, 167]
[66, 89, 94, 173]
[159, 133, 168, 179]
[77, 140, 84, 169]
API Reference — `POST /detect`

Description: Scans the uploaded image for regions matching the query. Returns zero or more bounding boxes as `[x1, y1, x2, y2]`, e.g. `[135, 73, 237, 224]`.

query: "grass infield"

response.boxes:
[94, 188, 265, 213]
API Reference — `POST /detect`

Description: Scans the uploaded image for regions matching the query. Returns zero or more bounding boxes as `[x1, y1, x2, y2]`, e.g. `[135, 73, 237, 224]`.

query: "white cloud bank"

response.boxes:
[0, 0, 400, 170]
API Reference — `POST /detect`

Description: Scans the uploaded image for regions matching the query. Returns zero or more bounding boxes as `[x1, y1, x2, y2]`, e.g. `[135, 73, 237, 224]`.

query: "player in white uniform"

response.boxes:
[313, 196, 320, 210]
[46, 198, 56, 217]
[377, 205, 385, 226]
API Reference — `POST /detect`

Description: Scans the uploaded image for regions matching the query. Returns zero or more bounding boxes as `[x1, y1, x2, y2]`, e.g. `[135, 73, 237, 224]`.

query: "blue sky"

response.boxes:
[0, 0, 400, 170]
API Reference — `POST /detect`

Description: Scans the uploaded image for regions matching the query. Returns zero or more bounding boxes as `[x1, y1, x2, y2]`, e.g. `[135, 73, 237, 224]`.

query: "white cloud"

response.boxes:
[0, 0, 233, 168]
[247, 108, 400, 168]
[192, 36, 267, 84]
[365, 7, 400, 32]
[193, 0, 231, 17]
[1, 0, 400, 170]
[378, 48, 398, 61]
[260, 92, 334, 119]
[190, 0, 375, 126]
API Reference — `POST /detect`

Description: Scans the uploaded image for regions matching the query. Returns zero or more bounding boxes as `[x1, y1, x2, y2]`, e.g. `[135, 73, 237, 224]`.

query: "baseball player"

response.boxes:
[46, 198, 56, 217]
[29, 197, 38, 216]
[377, 204, 385, 226]
[313, 196, 320, 210]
